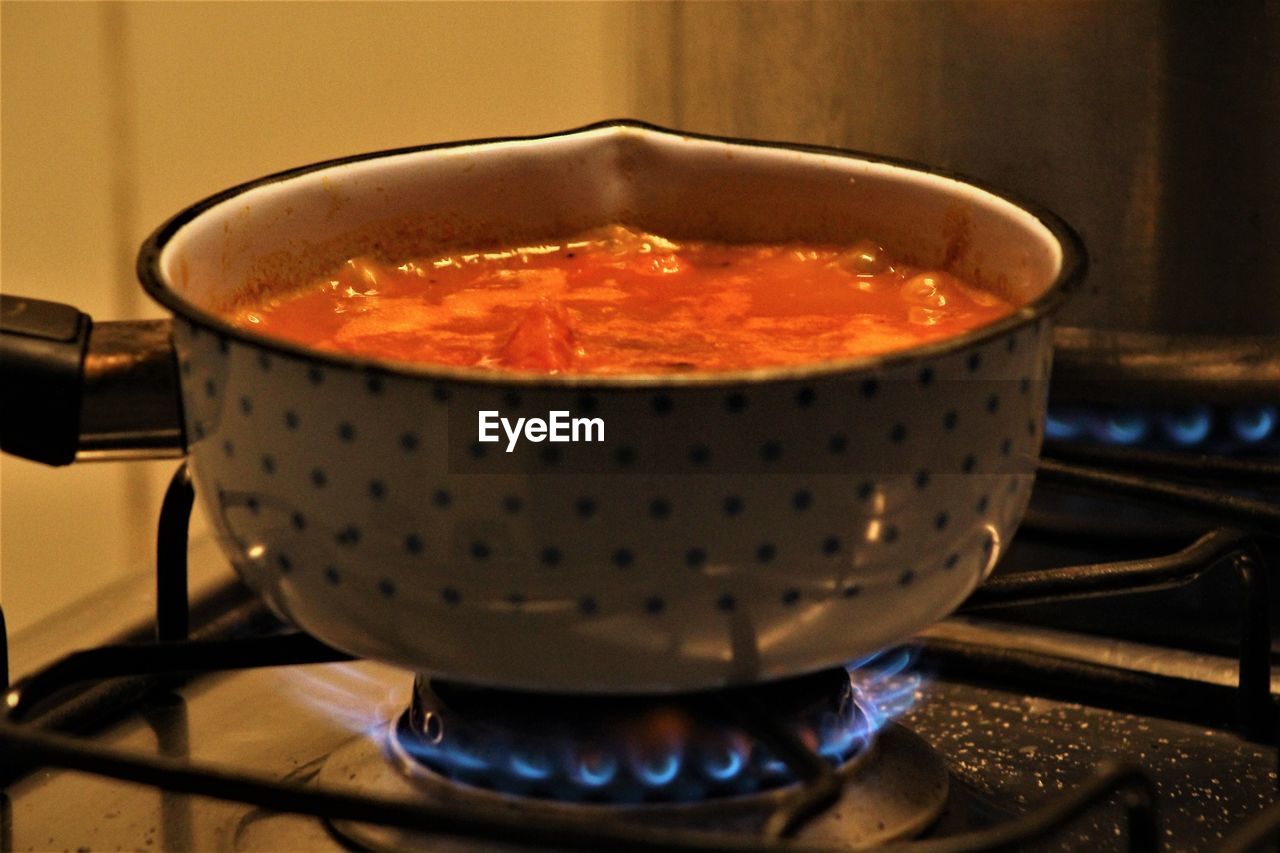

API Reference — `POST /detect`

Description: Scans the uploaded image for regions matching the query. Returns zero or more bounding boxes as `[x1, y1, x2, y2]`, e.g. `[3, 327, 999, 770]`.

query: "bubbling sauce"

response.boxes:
[230, 225, 1018, 374]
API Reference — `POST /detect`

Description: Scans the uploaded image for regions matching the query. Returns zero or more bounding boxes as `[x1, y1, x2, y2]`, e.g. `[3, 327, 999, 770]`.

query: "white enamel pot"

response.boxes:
[5, 122, 1084, 693]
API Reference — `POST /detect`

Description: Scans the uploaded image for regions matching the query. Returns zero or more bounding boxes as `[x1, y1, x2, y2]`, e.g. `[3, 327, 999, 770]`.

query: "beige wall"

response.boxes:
[1, 1, 635, 634]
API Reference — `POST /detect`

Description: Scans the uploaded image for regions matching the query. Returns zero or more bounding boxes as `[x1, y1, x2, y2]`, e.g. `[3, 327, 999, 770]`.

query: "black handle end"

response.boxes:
[1, 295, 92, 465]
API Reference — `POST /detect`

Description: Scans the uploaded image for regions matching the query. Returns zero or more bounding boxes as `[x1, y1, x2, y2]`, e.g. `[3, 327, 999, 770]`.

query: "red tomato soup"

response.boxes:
[230, 225, 1019, 374]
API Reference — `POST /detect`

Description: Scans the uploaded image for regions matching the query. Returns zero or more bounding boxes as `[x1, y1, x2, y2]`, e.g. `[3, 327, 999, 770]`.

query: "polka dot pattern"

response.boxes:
[172, 304, 1050, 689]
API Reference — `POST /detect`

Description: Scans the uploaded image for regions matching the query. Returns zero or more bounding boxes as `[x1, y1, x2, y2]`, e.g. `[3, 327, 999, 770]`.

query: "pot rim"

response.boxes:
[137, 119, 1086, 389]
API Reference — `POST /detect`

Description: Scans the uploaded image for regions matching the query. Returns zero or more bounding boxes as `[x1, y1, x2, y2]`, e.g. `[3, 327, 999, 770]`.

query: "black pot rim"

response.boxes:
[137, 119, 1087, 389]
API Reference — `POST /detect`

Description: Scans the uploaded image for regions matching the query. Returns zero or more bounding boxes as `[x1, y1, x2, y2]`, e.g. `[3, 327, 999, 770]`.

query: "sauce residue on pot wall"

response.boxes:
[229, 224, 1018, 374]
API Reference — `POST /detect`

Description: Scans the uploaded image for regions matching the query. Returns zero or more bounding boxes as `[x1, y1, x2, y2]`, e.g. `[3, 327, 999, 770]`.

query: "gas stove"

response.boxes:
[3, 335, 1279, 852]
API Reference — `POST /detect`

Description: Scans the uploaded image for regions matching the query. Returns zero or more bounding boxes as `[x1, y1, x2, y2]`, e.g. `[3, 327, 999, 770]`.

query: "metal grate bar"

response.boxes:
[156, 463, 194, 643]
[5, 632, 352, 723]
[960, 528, 1250, 608]
[916, 637, 1273, 743]
[728, 690, 844, 839]
[1043, 442, 1280, 486]
[1, 606, 8, 694]
[958, 528, 1274, 742]
[1036, 457, 1280, 535]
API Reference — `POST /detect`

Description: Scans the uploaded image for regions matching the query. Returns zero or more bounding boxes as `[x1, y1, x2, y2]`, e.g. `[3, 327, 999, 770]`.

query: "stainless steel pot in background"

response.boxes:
[630, 1, 1280, 337]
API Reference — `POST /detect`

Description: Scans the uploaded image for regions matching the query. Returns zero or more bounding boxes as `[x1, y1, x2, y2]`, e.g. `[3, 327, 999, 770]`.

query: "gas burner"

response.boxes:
[399, 668, 880, 804]
[316, 665, 948, 849]
[320, 725, 947, 851]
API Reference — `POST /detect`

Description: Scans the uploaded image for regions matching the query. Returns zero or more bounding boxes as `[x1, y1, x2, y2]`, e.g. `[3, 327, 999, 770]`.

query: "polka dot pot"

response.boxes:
[141, 122, 1082, 692]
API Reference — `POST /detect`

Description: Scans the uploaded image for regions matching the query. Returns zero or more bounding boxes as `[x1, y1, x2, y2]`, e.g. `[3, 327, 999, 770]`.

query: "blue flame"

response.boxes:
[818, 711, 860, 761]
[280, 663, 406, 735]
[702, 747, 745, 780]
[634, 752, 682, 787]
[510, 750, 554, 780]
[1161, 408, 1212, 446]
[1046, 403, 1276, 453]
[850, 646, 914, 678]
[376, 647, 928, 803]
[285, 639, 927, 805]
[399, 729, 493, 774]
[1090, 412, 1149, 445]
[573, 753, 619, 788]
[1233, 406, 1277, 444]
[440, 745, 489, 771]
[847, 646, 924, 732]
[1045, 411, 1086, 440]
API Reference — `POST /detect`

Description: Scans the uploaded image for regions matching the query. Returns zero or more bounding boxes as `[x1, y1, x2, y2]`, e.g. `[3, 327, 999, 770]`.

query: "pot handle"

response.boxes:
[1, 294, 185, 465]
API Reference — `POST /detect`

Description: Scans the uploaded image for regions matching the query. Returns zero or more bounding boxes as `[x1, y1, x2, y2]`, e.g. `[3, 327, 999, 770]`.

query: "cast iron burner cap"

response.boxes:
[398, 668, 870, 804]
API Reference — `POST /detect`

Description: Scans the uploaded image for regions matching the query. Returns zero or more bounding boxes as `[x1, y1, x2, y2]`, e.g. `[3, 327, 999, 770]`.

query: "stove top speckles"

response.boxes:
[904, 682, 1276, 848]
